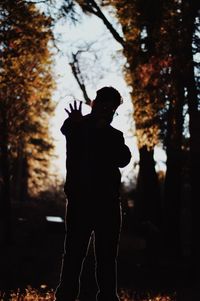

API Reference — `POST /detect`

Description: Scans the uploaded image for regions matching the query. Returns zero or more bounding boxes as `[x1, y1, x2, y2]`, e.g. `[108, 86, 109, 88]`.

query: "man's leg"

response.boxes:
[94, 204, 121, 301]
[78, 233, 99, 301]
[55, 203, 92, 301]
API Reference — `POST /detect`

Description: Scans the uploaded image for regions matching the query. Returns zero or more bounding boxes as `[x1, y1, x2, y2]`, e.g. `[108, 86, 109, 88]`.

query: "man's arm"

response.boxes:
[115, 132, 132, 168]
[106, 130, 131, 168]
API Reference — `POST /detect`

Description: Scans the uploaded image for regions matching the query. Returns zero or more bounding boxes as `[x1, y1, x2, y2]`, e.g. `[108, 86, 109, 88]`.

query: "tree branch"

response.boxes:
[77, 0, 125, 47]
[69, 52, 91, 105]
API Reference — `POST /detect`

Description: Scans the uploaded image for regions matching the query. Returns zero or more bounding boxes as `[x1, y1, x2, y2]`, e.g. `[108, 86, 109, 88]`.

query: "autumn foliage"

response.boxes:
[0, 0, 56, 198]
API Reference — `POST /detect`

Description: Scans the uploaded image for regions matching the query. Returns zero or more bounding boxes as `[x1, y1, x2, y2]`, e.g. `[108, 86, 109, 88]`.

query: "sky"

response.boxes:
[48, 5, 167, 185]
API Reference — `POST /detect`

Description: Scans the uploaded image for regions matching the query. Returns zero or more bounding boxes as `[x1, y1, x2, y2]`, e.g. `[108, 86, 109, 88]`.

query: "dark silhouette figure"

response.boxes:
[55, 86, 131, 301]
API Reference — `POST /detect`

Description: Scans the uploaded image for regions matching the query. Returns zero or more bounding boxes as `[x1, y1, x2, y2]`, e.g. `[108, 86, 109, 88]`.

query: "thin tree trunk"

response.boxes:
[0, 114, 11, 244]
[163, 75, 184, 258]
[181, 0, 200, 282]
[135, 146, 162, 228]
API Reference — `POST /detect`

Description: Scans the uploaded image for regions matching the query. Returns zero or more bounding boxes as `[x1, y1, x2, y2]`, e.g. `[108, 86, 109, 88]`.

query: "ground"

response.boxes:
[0, 198, 198, 300]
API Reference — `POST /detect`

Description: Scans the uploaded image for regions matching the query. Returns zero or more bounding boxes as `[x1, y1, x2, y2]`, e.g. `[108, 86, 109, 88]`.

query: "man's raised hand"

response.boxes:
[65, 100, 83, 122]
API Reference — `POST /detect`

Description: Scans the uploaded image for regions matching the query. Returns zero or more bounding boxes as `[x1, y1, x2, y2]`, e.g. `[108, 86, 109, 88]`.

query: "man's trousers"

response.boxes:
[55, 199, 121, 301]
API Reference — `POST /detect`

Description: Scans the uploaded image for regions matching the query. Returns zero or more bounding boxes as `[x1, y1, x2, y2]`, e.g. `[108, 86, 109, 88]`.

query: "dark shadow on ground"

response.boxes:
[0, 200, 198, 300]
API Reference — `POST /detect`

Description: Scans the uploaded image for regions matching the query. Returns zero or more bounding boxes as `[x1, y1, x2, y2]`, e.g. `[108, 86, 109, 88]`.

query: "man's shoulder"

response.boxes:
[109, 125, 123, 137]
[82, 114, 91, 121]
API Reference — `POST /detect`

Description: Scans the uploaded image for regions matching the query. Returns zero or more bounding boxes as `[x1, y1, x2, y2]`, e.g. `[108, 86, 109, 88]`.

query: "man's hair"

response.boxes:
[95, 86, 123, 107]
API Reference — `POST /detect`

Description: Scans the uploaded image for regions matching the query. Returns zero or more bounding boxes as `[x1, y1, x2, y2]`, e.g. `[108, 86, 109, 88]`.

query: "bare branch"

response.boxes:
[69, 51, 91, 105]
[77, 0, 125, 46]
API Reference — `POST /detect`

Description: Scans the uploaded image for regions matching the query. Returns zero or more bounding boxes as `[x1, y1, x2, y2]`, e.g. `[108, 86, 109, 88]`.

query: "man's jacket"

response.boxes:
[61, 114, 131, 204]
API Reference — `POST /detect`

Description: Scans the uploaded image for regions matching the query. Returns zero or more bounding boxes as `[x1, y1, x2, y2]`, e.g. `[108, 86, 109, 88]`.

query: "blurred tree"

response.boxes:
[109, 0, 200, 258]
[0, 0, 56, 243]
[180, 0, 200, 271]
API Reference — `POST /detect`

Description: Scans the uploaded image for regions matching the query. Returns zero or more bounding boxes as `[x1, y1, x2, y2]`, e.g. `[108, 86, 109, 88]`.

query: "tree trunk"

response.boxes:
[0, 115, 11, 244]
[12, 151, 28, 202]
[163, 76, 184, 258]
[135, 146, 162, 228]
[182, 0, 200, 281]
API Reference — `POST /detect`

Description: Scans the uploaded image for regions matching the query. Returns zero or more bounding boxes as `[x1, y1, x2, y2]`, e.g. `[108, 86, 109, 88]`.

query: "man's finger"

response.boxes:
[74, 100, 77, 110]
[69, 103, 73, 112]
[78, 101, 83, 111]
[64, 108, 70, 115]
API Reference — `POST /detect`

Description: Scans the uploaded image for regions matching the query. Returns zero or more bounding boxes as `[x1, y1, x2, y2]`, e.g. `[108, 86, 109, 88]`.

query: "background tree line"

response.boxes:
[0, 0, 56, 243]
[1, 0, 200, 269]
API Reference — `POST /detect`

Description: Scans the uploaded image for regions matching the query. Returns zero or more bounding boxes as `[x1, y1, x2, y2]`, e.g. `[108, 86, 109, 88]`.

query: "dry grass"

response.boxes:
[0, 285, 176, 301]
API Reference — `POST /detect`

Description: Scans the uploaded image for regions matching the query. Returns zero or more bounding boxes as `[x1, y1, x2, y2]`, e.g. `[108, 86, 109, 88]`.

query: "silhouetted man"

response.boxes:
[55, 86, 131, 301]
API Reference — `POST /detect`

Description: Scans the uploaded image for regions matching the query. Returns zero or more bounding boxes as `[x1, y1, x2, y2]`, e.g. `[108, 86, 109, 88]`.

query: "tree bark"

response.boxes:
[0, 113, 11, 244]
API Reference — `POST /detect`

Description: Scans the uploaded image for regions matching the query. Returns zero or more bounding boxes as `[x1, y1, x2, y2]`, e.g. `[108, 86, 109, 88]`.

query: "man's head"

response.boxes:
[91, 86, 122, 126]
